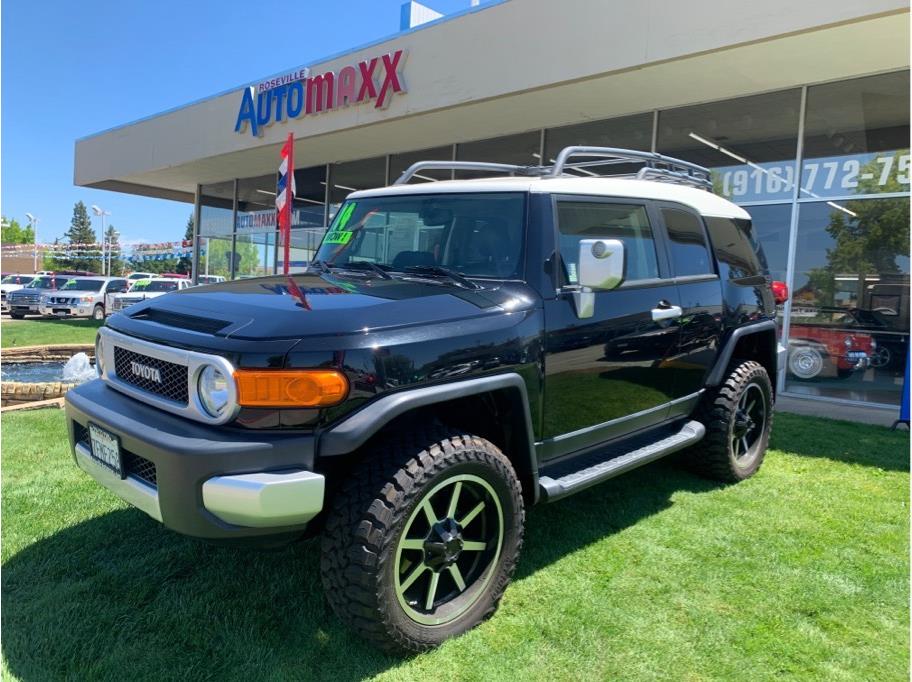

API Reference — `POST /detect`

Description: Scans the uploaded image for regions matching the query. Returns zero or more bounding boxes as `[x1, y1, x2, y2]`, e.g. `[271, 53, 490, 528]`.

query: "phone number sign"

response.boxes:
[713, 149, 910, 202]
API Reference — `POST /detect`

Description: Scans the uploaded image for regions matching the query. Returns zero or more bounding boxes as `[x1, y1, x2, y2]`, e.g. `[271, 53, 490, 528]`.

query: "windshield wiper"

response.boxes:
[337, 261, 393, 279]
[399, 265, 479, 290]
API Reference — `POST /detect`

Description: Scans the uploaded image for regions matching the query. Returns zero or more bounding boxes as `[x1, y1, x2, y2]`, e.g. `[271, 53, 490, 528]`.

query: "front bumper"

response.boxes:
[39, 304, 92, 317]
[8, 302, 39, 314]
[838, 351, 870, 371]
[66, 380, 322, 539]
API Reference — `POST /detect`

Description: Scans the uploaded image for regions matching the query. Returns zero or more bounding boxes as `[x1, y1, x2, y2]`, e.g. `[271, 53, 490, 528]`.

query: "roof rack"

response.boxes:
[393, 145, 713, 191]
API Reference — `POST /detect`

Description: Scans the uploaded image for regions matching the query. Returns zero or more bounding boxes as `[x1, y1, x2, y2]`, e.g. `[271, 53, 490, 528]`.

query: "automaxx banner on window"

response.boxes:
[235, 50, 407, 137]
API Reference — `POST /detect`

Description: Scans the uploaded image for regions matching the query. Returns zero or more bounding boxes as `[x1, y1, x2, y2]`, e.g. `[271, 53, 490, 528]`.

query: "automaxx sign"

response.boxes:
[235, 50, 407, 137]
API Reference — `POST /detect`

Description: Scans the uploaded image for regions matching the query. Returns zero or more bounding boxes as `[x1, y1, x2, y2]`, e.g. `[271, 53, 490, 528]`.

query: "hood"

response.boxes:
[119, 291, 168, 298]
[111, 272, 537, 342]
[50, 289, 99, 297]
[0, 284, 23, 293]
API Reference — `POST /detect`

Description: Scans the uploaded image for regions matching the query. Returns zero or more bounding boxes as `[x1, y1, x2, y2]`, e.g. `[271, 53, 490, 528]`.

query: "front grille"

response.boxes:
[116, 297, 143, 310]
[73, 422, 158, 487]
[48, 296, 74, 305]
[113, 346, 189, 404]
[10, 292, 41, 305]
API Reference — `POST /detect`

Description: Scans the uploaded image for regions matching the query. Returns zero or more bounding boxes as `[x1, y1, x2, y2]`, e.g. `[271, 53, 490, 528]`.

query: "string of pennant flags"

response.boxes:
[1, 240, 199, 261]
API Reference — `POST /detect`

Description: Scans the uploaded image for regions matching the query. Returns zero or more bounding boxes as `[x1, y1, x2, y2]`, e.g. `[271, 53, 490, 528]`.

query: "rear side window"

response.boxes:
[556, 201, 659, 285]
[704, 216, 769, 280]
[662, 208, 713, 277]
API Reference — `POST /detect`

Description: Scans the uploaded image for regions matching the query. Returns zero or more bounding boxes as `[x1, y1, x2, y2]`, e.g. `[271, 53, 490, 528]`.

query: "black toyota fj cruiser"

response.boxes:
[66, 147, 786, 653]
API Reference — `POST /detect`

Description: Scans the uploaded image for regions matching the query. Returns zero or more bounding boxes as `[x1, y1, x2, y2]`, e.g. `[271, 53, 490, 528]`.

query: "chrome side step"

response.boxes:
[538, 420, 706, 502]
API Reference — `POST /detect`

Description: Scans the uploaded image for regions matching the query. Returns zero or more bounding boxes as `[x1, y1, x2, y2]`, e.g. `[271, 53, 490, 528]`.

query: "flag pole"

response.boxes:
[285, 133, 293, 275]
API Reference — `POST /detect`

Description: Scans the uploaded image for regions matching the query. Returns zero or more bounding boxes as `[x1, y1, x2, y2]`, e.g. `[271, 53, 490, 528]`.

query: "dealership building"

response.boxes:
[74, 0, 910, 410]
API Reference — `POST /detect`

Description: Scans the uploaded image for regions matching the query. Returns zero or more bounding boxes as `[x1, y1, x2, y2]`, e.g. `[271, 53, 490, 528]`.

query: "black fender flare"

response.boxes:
[317, 373, 540, 502]
[706, 319, 778, 387]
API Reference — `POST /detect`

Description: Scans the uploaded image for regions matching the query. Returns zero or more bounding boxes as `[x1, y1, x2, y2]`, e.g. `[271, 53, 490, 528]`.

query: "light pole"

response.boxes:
[91, 205, 111, 275]
[25, 213, 39, 273]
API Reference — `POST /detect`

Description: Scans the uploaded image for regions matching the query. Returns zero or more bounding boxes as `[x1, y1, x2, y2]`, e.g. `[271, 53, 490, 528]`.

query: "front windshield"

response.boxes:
[26, 276, 55, 289]
[131, 280, 178, 292]
[314, 193, 526, 279]
[62, 279, 104, 292]
[1, 275, 33, 285]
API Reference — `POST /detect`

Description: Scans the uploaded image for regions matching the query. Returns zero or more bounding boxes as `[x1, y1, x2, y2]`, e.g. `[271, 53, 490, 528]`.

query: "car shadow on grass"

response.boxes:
[1, 459, 720, 681]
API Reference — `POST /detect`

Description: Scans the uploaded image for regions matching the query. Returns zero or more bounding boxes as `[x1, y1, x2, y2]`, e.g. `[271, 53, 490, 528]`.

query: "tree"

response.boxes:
[1, 217, 35, 245]
[800, 152, 910, 308]
[61, 201, 100, 272]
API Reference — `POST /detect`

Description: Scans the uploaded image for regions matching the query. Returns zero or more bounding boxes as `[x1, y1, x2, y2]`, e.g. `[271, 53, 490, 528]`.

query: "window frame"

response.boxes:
[549, 193, 672, 292]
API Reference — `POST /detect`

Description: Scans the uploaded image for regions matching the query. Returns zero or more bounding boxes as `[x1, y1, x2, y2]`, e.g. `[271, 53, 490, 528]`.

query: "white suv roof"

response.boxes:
[351, 176, 749, 220]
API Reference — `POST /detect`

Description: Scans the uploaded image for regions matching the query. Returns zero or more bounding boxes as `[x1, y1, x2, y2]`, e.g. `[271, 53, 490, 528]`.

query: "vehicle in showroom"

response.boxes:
[1, 274, 36, 313]
[66, 147, 784, 653]
[111, 277, 192, 313]
[787, 312, 874, 380]
[39, 276, 129, 320]
[7, 275, 63, 318]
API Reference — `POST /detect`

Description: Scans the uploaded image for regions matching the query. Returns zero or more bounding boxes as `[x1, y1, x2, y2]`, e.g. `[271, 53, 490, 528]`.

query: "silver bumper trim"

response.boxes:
[74, 443, 162, 522]
[202, 470, 325, 528]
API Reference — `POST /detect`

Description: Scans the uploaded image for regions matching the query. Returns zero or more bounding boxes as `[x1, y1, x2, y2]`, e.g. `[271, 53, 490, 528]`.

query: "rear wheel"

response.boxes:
[320, 428, 524, 653]
[685, 360, 773, 482]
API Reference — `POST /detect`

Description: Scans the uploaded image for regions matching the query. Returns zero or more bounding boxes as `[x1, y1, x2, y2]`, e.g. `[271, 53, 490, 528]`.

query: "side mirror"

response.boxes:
[573, 239, 625, 319]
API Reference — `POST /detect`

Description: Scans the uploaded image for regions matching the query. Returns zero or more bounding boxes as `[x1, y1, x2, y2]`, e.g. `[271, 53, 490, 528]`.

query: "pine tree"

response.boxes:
[64, 201, 99, 272]
[177, 213, 195, 274]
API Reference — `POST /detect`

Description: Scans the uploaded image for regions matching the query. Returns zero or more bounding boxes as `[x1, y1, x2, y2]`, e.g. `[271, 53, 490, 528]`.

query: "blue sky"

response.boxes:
[1, 0, 476, 246]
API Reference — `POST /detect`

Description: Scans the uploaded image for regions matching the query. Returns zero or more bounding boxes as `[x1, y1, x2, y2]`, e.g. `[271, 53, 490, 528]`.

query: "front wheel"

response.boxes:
[684, 360, 773, 483]
[788, 345, 825, 380]
[92, 305, 105, 321]
[320, 428, 524, 653]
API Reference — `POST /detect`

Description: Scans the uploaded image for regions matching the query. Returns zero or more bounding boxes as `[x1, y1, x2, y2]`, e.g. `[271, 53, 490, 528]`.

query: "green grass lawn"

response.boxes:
[1, 318, 101, 348]
[1, 410, 908, 681]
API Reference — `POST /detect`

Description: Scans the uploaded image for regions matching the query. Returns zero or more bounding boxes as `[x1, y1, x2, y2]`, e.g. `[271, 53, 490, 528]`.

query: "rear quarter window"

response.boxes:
[704, 216, 769, 280]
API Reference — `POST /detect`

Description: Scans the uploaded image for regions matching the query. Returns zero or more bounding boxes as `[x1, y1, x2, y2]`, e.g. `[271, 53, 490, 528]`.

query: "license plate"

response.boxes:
[88, 423, 124, 478]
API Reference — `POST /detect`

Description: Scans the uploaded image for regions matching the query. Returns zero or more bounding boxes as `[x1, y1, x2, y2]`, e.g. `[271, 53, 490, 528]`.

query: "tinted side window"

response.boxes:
[556, 201, 659, 285]
[704, 216, 768, 280]
[662, 208, 713, 276]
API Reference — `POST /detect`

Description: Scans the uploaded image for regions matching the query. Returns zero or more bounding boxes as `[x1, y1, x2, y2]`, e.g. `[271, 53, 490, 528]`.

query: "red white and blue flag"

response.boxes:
[277, 133, 295, 274]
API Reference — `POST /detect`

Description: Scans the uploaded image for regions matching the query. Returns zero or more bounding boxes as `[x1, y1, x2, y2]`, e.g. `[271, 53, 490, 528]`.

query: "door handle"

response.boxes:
[651, 304, 683, 322]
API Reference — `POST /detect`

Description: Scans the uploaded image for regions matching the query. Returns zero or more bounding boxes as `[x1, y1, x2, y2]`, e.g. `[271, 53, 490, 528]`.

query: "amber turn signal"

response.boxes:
[235, 369, 349, 408]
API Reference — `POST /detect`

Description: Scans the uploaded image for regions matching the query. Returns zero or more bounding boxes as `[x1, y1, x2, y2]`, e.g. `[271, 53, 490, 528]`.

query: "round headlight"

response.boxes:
[198, 365, 230, 417]
[95, 335, 105, 377]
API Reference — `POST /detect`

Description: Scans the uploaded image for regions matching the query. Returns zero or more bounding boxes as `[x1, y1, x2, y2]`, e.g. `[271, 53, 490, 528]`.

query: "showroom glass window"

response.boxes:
[199, 181, 236, 278]
[455, 131, 541, 179]
[287, 165, 328, 272]
[785, 198, 909, 404]
[800, 71, 910, 199]
[657, 89, 802, 203]
[545, 113, 653, 176]
[234, 175, 278, 278]
[328, 156, 386, 218]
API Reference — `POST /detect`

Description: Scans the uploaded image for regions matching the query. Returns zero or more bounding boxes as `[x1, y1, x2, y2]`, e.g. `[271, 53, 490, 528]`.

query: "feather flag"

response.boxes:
[276, 133, 295, 274]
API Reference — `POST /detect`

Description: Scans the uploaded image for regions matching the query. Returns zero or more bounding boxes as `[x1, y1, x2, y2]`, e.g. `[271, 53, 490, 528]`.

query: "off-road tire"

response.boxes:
[92, 304, 105, 321]
[685, 360, 773, 482]
[320, 427, 524, 654]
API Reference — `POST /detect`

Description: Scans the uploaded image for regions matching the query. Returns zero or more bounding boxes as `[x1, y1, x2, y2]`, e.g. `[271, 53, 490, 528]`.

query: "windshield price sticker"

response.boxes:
[324, 202, 357, 245]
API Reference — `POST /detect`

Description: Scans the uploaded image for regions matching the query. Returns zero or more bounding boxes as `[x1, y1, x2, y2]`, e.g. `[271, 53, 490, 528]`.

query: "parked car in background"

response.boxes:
[840, 307, 909, 371]
[788, 311, 874, 380]
[6, 275, 63, 318]
[111, 277, 192, 313]
[1, 274, 37, 313]
[39, 277, 129, 320]
[127, 272, 156, 282]
[197, 275, 226, 285]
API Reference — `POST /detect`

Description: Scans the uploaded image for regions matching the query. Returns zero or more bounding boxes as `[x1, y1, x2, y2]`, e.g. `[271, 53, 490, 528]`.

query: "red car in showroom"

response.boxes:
[788, 311, 874, 380]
